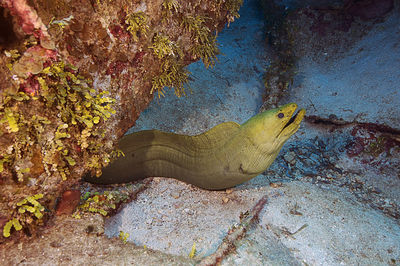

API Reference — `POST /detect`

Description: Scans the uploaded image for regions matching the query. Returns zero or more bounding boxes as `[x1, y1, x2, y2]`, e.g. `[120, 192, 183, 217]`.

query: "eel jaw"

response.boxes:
[278, 108, 306, 138]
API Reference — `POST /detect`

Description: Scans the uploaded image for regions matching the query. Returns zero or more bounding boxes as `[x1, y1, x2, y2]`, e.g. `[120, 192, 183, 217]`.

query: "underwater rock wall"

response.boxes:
[259, 0, 394, 108]
[0, 0, 242, 241]
[273, 0, 344, 9]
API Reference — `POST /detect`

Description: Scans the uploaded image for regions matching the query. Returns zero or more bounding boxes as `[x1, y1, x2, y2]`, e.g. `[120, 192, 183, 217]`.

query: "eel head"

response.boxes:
[242, 103, 306, 154]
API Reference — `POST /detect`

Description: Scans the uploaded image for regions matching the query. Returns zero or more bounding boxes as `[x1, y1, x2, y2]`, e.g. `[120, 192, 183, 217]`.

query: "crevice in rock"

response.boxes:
[0, 6, 20, 50]
[198, 195, 268, 265]
[305, 115, 400, 138]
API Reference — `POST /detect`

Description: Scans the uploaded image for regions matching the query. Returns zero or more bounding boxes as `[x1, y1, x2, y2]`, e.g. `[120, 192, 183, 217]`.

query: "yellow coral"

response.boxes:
[125, 12, 149, 42]
[3, 194, 45, 238]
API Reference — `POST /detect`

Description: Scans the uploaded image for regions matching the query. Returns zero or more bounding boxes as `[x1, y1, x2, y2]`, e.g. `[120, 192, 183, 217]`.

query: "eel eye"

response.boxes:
[278, 113, 284, 118]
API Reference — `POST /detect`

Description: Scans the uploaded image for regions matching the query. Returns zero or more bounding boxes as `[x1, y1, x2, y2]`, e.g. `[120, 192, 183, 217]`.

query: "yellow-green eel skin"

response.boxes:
[85, 103, 305, 190]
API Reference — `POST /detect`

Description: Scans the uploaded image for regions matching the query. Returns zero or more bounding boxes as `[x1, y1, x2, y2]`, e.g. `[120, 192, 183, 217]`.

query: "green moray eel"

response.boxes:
[84, 103, 305, 190]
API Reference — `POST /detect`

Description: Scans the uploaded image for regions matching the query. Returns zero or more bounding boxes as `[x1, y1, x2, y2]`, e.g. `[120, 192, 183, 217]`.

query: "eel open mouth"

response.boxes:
[279, 108, 306, 137]
[283, 110, 300, 130]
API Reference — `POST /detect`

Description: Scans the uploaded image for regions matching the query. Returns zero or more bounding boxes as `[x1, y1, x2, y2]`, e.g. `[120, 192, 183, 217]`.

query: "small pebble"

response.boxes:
[225, 188, 233, 194]
[284, 151, 296, 165]
[170, 191, 180, 199]
[270, 182, 282, 188]
[184, 208, 195, 215]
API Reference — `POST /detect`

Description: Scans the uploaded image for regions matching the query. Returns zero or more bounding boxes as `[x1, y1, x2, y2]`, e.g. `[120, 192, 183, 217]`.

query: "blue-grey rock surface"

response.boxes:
[286, 8, 400, 129]
[106, 0, 400, 264]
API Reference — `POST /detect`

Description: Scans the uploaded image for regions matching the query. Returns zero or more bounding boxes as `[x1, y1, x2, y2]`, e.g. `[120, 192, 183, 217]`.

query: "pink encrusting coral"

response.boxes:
[11, 45, 59, 94]
[0, 0, 52, 46]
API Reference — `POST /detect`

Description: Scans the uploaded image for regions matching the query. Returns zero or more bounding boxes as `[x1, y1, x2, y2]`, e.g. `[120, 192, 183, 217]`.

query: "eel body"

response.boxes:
[84, 103, 305, 190]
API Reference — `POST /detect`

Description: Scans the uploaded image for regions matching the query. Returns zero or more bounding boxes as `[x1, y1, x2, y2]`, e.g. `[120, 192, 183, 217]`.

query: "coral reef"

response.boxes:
[72, 190, 130, 218]
[2, 194, 45, 238]
[125, 11, 149, 42]
[0, 0, 243, 241]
